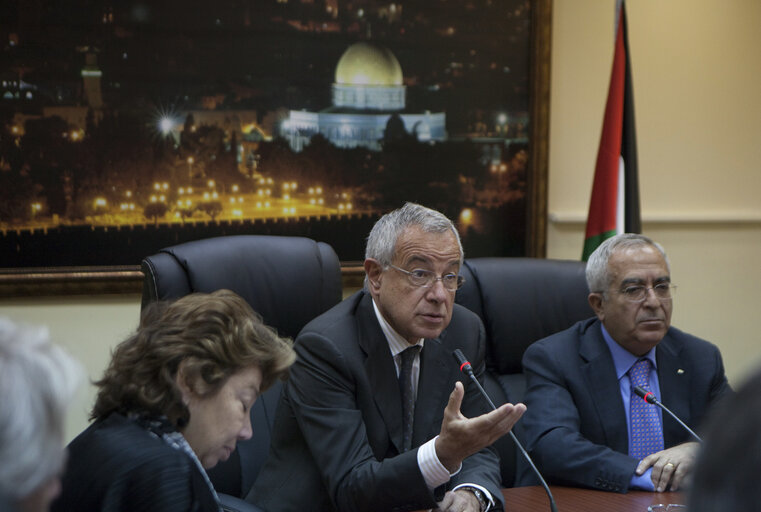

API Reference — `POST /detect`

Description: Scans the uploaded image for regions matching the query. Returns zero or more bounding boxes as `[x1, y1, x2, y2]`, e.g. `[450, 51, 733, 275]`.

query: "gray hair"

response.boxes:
[0, 318, 81, 502]
[364, 202, 463, 287]
[585, 233, 670, 293]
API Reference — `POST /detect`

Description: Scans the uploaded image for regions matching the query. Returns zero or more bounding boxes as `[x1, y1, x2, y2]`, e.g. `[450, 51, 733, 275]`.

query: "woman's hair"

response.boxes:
[91, 289, 295, 427]
[0, 318, 81, 501]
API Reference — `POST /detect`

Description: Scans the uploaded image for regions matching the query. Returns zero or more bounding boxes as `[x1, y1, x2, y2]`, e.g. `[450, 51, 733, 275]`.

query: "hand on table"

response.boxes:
[636, 442, 699, 492]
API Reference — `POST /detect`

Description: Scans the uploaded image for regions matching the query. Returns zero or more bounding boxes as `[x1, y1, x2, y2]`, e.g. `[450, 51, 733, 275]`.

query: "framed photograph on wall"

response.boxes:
[0, 0, 551, 295]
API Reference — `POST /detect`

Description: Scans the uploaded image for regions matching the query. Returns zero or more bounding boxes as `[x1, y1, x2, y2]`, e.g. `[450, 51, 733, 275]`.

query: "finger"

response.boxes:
[444, 382, 465, 418]
[655, 462, 675, 492]
[636, 452, 661, 475]
[436, 491, 455, 511]
[670, 462, 689, 491]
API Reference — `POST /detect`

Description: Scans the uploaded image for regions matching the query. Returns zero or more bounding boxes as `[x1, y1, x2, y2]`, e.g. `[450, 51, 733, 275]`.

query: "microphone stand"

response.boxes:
[453, 350, 558, 512]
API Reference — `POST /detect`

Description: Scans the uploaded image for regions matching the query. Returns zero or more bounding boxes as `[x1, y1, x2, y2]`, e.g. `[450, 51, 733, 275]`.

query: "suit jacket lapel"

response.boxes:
[655, 333, 691, 446]
[356, 293, 405, 454]
[580, 321, 630, 453]
[413, 336, 449, 447]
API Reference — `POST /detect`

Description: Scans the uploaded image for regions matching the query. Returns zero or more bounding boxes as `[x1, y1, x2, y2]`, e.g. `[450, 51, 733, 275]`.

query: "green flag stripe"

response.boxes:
[582, 229, 617, 261]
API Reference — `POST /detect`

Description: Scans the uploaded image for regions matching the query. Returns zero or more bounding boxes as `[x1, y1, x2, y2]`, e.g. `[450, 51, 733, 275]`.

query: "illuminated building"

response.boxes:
[282, 42, 446, 151]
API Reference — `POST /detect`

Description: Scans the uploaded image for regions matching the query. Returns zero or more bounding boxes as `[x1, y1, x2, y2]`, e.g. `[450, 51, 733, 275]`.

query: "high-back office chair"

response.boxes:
[141, 235, 342, 509]
[455, 257, 591, 486]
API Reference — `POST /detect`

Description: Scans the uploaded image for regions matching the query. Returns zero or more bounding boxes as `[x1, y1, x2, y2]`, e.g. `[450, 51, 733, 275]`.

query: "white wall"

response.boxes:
[0, 295, 141, 442]
[547, 0, 761, 386]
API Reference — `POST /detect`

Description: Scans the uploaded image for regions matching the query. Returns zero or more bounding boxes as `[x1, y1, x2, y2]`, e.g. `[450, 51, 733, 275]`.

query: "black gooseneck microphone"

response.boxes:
[633, 385, 702, 442]
[452, 349, 558, 512]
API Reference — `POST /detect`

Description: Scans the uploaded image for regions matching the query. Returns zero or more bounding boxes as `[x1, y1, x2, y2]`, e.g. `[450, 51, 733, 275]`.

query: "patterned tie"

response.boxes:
[628, 358, 664, 459]
[399, 345, 421, 452]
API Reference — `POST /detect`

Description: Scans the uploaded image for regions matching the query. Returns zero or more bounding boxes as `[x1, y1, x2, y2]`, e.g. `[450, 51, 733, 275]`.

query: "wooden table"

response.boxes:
[502, 486, 685, 512]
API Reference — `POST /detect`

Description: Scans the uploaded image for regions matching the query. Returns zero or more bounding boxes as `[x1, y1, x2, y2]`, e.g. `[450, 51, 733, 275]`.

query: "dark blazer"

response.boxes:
[250, 291, 503, 512]
[518, 317, 732, 493]
[52, 413, 219, 512]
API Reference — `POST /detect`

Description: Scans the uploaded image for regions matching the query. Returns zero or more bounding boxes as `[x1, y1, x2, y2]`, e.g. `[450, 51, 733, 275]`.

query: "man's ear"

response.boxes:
[364, 258, 383, 293]
[588, 292, 605, 321]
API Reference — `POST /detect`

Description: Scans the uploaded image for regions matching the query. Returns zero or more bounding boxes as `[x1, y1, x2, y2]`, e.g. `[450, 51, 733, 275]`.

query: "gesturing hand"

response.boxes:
[435, 381, 526, 472]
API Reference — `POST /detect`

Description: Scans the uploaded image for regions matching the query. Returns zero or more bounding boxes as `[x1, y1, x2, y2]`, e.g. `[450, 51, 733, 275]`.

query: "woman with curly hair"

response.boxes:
[52, 290, 295, 512]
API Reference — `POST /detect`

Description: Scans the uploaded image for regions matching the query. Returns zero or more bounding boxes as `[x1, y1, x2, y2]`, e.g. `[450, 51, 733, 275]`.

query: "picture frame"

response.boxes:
[0, 0, 551, 297]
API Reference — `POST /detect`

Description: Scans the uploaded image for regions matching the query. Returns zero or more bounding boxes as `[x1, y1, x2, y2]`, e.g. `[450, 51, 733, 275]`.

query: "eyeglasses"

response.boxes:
[647, 504, 686, 512]
[388, 264, 465, 291]
[614, 283, 677, 303]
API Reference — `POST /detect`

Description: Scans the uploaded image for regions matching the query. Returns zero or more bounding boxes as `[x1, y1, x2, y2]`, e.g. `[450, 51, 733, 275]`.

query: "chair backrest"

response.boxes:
[141, 235, 342, 499]
[455, 257, 591, 486]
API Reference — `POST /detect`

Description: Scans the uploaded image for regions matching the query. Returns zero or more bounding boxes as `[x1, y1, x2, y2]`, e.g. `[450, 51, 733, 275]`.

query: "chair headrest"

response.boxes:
[141, 235, 342, 339]
[456, 257, 591, 374]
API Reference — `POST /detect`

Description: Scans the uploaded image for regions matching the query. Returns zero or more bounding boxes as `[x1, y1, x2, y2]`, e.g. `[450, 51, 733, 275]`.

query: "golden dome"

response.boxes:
[334, 42, 403, 86]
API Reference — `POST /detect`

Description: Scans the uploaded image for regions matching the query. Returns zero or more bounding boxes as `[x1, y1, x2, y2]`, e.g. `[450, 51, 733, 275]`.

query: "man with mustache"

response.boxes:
[250, 203, 525, 512]
[517, 234, 731, 493]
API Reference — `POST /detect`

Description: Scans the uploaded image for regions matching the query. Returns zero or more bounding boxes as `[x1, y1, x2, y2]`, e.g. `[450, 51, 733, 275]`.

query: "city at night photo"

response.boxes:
[0, 0, 533, 268]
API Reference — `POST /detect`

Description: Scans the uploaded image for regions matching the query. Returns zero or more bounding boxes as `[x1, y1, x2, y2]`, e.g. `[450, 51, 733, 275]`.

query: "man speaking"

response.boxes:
[250, 203, 524, 511]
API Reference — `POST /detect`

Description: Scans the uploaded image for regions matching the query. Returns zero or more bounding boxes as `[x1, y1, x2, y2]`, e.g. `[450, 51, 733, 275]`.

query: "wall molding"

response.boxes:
[549, 212, 761, 225]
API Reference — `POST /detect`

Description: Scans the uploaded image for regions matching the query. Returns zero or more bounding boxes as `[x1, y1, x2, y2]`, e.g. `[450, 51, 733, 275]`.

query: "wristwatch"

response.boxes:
[460, 486, 488, 512]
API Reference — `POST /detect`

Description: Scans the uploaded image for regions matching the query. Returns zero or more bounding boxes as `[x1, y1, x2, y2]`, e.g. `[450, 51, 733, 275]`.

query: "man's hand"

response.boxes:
[635, 442, 699, 492]
[435, 381, 526, 472]
[433, 490, 481, 512]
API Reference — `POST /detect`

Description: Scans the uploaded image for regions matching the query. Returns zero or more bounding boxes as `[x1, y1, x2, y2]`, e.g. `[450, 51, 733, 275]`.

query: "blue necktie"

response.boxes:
[399, 345, 421, 452]
[629, 358, 664, 459]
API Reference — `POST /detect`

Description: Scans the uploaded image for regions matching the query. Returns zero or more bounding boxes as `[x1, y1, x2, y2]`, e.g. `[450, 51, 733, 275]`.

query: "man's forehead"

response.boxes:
[608, 246, 669, 281]
[395, 229, 460, 264]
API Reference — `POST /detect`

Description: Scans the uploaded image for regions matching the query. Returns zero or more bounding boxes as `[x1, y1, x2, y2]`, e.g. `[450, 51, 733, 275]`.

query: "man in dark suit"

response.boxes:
[518, 233, 731, 493]
[250, 203, 525, 512]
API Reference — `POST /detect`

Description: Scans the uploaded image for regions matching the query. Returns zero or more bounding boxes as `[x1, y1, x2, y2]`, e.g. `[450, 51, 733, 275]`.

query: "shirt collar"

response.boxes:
[371, 297, 424, 357]
[600, 323, 657, 380]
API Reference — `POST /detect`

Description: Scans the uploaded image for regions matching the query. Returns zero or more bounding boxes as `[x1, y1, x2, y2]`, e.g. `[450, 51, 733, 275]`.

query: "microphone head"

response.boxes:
[452, 349, 473, 375]
[633, 385, 657, 404]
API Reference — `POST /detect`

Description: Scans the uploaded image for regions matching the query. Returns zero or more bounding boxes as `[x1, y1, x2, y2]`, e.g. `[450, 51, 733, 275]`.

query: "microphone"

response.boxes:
[453, 349, 558, 512]
[633, 386, 702, 442]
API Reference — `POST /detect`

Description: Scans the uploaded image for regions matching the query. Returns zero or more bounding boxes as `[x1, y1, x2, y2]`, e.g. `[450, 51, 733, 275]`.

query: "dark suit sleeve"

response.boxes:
[521, 340, 637, 493]
[286, 331, 437, 512]
[706, 343, 732, 404]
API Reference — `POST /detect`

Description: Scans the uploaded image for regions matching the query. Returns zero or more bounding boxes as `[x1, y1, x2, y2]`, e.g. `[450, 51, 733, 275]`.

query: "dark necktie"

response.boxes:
[629, 358, 664, 459]
[399, 345, 421, 452]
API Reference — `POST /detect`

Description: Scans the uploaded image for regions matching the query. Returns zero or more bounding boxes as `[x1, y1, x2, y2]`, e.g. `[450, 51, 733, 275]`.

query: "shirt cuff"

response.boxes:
[452, 484, 496, 511]
[417, 435, 461, 490]
[630, 467, 655, 491]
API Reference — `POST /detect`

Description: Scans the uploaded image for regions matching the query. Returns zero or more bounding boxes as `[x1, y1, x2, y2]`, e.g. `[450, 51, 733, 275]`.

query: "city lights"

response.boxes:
[2, 1, 526, 264]
[159, 116, 175, 135]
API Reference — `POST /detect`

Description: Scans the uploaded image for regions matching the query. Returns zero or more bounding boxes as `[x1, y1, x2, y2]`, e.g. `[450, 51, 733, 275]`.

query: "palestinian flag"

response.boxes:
[582, 1, 641, 261]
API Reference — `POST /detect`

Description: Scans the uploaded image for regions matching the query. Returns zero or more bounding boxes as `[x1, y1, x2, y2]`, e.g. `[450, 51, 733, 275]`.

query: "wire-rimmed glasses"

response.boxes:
[615, 283, 677, 303]
[387, 264, 465, 291]
[647, 504, 686, 512]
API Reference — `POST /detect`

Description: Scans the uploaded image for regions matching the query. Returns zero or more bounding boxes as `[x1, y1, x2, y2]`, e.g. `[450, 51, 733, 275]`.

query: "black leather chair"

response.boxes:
[455, 257, 592, 487]
[141, 235, 342, 510]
